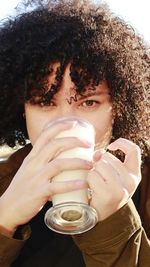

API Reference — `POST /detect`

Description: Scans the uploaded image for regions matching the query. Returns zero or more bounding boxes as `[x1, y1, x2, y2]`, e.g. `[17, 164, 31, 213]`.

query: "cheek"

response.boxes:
[25, 105, 49, 145]
[93, 106, 113, 145]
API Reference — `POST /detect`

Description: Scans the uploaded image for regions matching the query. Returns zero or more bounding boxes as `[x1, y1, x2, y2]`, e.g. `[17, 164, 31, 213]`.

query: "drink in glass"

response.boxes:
[44, 117, 98, 234]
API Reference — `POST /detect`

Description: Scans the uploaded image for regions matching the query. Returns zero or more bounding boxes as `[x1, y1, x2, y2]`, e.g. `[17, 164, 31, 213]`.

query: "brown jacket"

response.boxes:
[0, 145, 150, 267]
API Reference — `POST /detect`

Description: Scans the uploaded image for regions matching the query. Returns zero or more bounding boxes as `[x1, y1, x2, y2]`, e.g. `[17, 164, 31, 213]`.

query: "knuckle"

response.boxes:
[87, 169, 100, 184]
[47, 185, 55, 196]
[49, 138, 56, 146]
[47, 181, 60, 196]
[52, 158, 63, 171]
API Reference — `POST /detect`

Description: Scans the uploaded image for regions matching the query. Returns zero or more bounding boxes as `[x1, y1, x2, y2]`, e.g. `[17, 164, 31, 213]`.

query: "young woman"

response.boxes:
[0, 1, 149, 266]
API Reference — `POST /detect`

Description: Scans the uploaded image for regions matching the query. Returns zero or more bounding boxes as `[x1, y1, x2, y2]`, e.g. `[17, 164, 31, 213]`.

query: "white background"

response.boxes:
[101, 0, 150, 43]
[0, 0, 149, 43]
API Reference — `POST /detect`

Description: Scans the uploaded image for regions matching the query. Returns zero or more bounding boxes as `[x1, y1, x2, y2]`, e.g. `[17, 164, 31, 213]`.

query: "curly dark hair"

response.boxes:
[0, 0, 149, 158]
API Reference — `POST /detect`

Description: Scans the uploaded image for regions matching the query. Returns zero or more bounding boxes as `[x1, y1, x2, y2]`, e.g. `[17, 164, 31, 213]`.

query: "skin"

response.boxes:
[25, 63, 113, 147]
[0, 63, 141, 237]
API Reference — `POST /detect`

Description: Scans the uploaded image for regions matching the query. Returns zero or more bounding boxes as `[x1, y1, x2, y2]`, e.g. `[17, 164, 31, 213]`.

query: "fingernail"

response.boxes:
[85, 161, 93, 168]
[75, 180, 87, 188]
[97, 149, 106, 155]
[84, 141, 94, 147]
[94, 149, 105, 158]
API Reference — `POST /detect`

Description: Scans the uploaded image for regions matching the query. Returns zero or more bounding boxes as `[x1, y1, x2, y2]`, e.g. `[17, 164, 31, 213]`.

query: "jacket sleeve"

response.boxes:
[0, 225, 31, 267]
[0, 146, 32, 266]
[73, 200, 150, 267]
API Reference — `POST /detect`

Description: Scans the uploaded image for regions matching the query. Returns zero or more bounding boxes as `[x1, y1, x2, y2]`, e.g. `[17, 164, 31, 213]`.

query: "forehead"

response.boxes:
[52, 83, 110, 107]
[46, 62, 109, 96]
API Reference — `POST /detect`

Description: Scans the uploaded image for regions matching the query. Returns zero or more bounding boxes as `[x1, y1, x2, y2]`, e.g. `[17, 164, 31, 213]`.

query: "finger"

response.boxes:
[35, 136, 92, 165]
[107, 138, 141, 175]
[94, 158, 124, 186]
[101, 151, 140, 193]
[87, 168, 126, 203]
[101, 151, 127, 175]
[87, 169, 107, 194]
[44, 179, 88, 198]
[93, 159, 131, 198]
[37, 158, 93, 182]
[87, 169, 129, 221]
[93, 149, 105, 162]
[87, 169, 129, 200]
[29, 120, 75, 157]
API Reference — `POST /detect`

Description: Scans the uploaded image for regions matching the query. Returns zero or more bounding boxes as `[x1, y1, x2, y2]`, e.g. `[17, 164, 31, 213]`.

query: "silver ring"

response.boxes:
[87, 188, 94, 199]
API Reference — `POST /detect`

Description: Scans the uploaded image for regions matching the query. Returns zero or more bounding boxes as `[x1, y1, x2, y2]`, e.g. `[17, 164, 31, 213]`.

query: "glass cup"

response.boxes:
[44, 117, 98, 234]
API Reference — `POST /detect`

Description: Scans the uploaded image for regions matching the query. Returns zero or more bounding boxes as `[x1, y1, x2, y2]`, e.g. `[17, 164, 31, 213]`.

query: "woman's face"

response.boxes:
[25, 63, 113, 148]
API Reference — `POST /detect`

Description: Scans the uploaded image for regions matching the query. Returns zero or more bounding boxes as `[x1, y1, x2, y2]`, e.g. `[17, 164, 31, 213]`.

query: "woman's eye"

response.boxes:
[81, 100, 100, 107]
[39, 100, 55, 107]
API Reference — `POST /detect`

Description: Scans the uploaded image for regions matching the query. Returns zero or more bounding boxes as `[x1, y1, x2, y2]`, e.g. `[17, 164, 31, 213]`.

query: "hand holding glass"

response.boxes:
[44, 117, 98, 234]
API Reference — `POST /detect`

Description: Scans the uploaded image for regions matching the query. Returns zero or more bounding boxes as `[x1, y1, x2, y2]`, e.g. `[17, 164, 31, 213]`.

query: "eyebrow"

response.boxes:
[77, 91, 109, 100]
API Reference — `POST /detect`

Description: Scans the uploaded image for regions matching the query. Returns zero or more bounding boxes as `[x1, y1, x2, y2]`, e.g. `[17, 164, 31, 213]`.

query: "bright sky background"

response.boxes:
[0, 0, 149, 43]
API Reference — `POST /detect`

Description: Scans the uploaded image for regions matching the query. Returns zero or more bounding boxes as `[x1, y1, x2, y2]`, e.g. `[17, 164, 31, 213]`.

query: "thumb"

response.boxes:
[107, 138, 141, 177]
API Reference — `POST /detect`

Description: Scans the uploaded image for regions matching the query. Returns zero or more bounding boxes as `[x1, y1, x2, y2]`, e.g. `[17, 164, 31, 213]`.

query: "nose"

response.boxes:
[58, 104, 78, 119]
